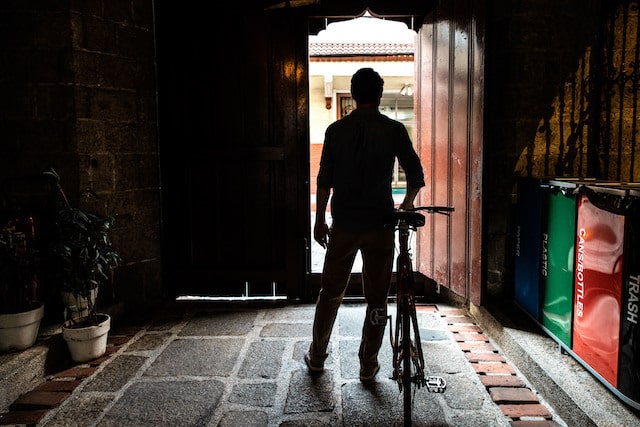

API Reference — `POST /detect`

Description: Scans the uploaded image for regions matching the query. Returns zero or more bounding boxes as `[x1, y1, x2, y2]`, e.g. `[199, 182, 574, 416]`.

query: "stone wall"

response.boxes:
[484, 0, 640, 299]
[0, 1, 162, 321]
[484, 0, 601, 297]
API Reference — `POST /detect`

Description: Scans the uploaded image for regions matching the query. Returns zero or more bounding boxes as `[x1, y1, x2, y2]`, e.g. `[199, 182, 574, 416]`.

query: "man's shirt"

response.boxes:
[317, 108, 425, 230]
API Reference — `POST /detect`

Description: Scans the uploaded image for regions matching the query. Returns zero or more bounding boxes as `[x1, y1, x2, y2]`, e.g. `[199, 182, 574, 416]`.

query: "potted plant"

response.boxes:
[44, 168, 121, 362]
[0, 221, 44, 352]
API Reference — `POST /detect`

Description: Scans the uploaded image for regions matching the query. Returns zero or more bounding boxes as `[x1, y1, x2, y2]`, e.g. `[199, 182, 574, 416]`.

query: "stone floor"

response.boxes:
[0, 301, 569, 426]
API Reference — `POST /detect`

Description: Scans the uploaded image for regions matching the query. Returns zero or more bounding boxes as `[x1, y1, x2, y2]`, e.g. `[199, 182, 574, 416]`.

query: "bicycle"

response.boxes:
[386, 206, 453, 426]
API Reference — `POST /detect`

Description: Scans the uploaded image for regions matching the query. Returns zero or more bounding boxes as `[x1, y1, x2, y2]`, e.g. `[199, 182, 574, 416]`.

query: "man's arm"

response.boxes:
[395, 126, 425, 211]
[399, 186, 420, 210]
[314, 186, 331, 248]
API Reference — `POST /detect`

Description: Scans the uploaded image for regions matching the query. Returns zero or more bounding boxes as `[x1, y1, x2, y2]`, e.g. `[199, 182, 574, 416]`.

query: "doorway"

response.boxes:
[308, 13, 418, 278]
[307, 2, 485, 305]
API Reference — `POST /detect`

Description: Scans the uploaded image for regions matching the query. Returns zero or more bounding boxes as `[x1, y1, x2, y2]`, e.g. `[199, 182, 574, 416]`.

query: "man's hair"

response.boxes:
[350, 68, 384, 104]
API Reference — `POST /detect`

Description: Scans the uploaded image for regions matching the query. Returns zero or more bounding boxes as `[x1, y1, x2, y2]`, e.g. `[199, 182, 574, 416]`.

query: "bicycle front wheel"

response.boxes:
[401, 297, 412, 426]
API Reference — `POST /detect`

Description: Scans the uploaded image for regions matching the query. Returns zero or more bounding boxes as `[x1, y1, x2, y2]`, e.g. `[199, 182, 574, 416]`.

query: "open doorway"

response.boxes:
[308, 13, 418, 274]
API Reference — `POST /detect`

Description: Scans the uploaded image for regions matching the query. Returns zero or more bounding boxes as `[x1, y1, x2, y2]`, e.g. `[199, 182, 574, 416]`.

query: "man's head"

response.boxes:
[350, 68, 384, 104]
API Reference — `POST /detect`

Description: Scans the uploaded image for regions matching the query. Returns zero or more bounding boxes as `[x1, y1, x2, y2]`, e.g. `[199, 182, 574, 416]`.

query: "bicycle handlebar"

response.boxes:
[386, 206, 454, 229]
[411, 206, 455, 216]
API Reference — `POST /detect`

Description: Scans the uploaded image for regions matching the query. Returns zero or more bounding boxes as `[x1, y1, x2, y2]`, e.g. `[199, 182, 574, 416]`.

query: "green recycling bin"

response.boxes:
[540, 180, 579, 348]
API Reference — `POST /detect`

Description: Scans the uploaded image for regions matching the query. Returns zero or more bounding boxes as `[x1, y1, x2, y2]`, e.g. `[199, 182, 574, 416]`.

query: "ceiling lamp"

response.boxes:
[400, 84, 413, 96]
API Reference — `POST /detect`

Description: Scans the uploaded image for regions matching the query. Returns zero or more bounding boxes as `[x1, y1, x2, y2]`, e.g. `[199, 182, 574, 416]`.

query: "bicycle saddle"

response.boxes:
[386, 211, 425, 227]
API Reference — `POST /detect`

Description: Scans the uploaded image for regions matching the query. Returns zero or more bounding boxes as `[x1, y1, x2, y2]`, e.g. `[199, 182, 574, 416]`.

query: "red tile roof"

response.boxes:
[309, 42, 414, 57]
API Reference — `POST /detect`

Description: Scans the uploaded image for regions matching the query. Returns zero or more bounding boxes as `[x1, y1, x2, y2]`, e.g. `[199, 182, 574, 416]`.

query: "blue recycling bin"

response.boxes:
[514, 177, 544, 320]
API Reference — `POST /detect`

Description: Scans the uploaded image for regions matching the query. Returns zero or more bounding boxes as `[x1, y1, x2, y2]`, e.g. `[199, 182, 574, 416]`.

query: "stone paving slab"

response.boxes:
[179, 310, 258, 336]
[97, 379, 224, 426]
[143, 338, 244, 377]
[424, 340, 470, 374]
[124, 332, 172, 352]
[82, 354, 147, 392]
[260, 323, 312, 337]
[284, 370, 336, 414]
[45, 395, 113, 427]
[228, 382, 277, 406]
[238, 340, 286, 379]
[342, 380, 446, 427]
[218, 410, 269, 426]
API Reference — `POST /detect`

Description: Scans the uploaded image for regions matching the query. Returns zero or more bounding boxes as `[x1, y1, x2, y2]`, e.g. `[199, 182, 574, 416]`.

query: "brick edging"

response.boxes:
[439, 308, 562, 427]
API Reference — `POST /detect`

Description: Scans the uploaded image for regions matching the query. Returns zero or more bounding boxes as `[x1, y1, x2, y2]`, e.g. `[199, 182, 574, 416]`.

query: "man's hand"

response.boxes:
[314, 220, 330, 249]
[398, 201, 415, 211]
[314, 187, 331, 248]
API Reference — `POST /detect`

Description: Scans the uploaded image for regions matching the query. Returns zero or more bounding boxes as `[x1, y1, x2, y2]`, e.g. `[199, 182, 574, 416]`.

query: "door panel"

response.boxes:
[415, 0, 485, 305]
[156, 7, 311, 299]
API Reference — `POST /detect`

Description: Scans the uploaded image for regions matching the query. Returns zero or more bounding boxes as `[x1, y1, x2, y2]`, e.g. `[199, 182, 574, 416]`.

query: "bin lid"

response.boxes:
[628, 189, 640, 198]
[540, 179, 578, 189]
[581, 184, 632, 215]
[540, 176, 602, 186]
[623, 183, 640, 198]
[584, 184, 628, 196]
[539, 178, 593, 195]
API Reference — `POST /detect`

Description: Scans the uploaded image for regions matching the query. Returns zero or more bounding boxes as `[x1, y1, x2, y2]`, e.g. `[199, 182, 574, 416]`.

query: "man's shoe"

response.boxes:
[360, 364, 380, 382]
[304, 352, 324, 373]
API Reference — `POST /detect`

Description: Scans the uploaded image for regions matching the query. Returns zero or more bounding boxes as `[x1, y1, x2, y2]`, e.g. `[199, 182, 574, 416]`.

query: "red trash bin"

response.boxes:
[573, 185, 626, 387]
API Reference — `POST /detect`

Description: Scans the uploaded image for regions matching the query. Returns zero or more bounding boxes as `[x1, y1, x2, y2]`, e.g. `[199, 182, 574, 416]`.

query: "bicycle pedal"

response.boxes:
[426, 376, 446, 393]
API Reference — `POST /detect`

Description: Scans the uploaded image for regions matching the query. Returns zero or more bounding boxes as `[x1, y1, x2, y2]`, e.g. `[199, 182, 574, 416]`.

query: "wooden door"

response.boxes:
[415, 0, 485, 305]
[156, 6, 311, 299]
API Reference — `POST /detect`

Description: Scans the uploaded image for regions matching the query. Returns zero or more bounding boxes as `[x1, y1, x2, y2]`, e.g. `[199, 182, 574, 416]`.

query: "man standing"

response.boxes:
[306, 68, 425, 382]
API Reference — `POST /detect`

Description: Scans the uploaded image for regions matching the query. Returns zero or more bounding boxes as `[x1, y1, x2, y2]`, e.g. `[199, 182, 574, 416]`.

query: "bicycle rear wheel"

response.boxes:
[401, 297, 412, 427]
